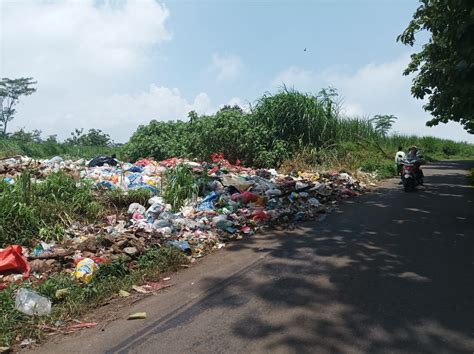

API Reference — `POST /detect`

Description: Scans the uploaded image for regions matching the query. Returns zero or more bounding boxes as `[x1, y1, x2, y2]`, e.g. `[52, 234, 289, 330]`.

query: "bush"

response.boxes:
[361, 158, 397, 179]
[124, 88, 384, 167]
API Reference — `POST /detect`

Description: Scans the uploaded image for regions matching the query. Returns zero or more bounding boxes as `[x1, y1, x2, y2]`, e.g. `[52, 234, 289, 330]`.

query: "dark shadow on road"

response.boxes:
[192, 160, 474, 353]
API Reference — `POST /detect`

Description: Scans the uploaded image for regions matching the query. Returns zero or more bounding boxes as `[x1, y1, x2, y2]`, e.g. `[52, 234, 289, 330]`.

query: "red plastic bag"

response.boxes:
[231, 191, 259, 204]
[0, 245, 30, 279]
[252, 210, 271, 222]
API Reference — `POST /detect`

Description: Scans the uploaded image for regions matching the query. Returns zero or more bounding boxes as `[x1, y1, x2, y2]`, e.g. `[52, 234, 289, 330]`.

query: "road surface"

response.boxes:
[33, 160, 474, 354]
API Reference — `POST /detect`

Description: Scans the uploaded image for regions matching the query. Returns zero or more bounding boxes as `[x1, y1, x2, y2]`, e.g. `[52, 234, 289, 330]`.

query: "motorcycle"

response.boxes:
[401, 160, 423, 192]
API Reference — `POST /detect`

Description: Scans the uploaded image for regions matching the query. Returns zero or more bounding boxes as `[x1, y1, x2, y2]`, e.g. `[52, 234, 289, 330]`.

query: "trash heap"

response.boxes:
[1, 153, 371, 290]
[0, 155, 87, 183]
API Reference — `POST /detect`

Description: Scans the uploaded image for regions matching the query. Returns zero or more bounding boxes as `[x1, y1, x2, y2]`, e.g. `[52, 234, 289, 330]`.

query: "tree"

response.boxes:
[65, 128, 112, 146]
[397, 0, 474, 133]
[370, 115, 397, 136]
[0, 78, 37, 136]
[9, 128, 42, 142]
[218, 104, 244, 115]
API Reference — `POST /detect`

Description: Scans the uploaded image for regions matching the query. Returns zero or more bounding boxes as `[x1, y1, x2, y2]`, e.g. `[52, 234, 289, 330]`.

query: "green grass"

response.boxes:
[0, 170, 104, 247]
[0, 246, 187, 348]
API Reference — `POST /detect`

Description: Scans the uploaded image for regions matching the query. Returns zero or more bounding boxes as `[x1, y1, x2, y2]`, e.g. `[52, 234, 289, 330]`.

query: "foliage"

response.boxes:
[397, 0, 474, 133]
[0, 246, 187, 347]
[65, 128, 113, 147]
[9, 128, 42, 143]
[124, 87, 473, 174]
[125, 87, 382, 167]
[0, 77, 37, 135]
[0, 170, 103, 247]
[369, 115, 397, 136]
[163, 164, 199, 212]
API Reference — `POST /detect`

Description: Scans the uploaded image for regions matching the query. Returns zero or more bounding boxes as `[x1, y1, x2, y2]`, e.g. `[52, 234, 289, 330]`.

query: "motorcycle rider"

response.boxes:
[406, 146, 424, 184]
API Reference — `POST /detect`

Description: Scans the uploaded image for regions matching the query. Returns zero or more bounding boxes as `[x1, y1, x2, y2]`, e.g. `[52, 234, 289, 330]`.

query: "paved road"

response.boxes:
[34, 161, 474, 354]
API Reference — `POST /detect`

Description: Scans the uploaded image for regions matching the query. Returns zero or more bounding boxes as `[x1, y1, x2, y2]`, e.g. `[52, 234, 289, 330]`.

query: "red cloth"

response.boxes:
[0, 245, 30, 288]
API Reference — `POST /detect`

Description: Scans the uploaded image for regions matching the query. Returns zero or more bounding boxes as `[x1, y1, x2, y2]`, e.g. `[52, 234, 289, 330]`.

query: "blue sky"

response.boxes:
[1, 0, 472, 142]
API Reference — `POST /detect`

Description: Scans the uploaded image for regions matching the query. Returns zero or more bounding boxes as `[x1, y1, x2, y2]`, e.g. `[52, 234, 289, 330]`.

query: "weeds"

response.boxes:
[163, 164, 198, 212]
[0, 246, 187, 348]
[0, 170, 104, 247]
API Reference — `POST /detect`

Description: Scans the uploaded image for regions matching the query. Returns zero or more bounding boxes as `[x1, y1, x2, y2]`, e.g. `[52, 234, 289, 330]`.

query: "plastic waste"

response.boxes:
[212, 215, 233, 229]
[231, 191, 259, 204]
[15, 288, 52, 316]
[308, 197, 321, 207]
[153, 219, 172, 229]
[265, 188, 282, 198]
[73, 258, 99, 283]
[197, 191, 219, 211]
[128, 203, 146, 216]
[167, 240, 191, 253]
[32, 241, 55, 257]
[48, 156, 64, 164]
[87, 155, 118, 167]
[221, 175, 254, 191]
[146, 202, 164, 222]
[0, 245, 30, 279]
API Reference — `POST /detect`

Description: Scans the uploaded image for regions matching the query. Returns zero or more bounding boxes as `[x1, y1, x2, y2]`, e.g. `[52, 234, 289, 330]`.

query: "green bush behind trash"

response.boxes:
[124, 88, 474, 172]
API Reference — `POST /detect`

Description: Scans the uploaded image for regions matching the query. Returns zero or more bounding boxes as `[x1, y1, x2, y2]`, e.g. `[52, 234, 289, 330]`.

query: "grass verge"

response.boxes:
[0, 246, 187, 348]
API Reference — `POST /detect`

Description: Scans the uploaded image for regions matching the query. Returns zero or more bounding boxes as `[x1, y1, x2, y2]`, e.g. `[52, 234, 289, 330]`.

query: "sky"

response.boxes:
[1, 0, 472, 143]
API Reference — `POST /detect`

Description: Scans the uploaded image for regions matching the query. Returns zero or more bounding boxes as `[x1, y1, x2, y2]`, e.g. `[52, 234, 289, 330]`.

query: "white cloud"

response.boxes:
[272, 56, 474, 143]
[210, 53, 242, 81]
[84, 85, 213, 141]
[1, 0, 171, 80]
[1, 0, 193, 142]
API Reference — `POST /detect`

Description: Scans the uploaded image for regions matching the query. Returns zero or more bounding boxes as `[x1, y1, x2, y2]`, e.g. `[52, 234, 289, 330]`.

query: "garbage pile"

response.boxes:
[0, 155, 85, 182]
[1, 153, 372, 291]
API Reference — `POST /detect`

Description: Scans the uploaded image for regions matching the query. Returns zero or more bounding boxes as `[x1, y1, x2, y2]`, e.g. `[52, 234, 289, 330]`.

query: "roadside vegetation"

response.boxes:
[124, 88, 474, 178]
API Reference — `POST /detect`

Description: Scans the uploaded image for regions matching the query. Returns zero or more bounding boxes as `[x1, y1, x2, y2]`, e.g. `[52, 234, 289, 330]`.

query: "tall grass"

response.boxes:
[163, 165, 199, 212]
[0, 170, 103, 247]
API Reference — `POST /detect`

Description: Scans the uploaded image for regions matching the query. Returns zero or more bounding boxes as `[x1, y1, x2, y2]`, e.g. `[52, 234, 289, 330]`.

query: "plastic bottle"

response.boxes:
[15, 288, 52, 316]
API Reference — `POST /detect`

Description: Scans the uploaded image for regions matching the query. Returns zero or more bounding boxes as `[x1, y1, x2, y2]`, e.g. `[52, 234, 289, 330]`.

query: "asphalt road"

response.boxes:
[34, 160, 474, 354]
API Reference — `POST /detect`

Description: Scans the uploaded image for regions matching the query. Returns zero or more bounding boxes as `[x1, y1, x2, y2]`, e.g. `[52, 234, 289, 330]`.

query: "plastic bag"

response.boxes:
[0, 245, 30, 279]
[197, 192, 218, 211]
[15, 288, 51, 316]
[73, 258, 99, 283]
